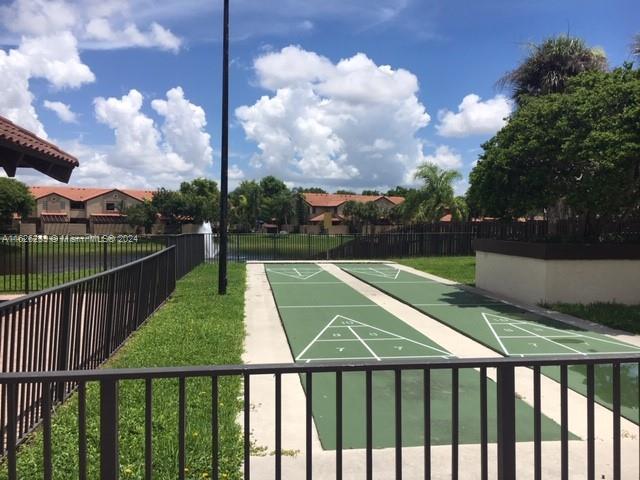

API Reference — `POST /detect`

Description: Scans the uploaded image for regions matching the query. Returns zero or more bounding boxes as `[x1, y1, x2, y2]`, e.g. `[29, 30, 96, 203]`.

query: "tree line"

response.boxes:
[468, 34, 640, 238]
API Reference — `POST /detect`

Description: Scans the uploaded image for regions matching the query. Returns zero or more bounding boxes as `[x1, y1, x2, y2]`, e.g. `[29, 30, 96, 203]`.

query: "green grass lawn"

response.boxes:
[393, 256, 476, 285]
[551, 302, 640, 335]
[1, 263, 246, 480]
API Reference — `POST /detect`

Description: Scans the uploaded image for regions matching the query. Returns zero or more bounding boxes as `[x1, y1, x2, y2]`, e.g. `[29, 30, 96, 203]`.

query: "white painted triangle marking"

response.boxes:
[346, 266, 400, 280]
[481, 312, 511, 355]
[296, 314, 451, 361]
[267, 268, 323, 281]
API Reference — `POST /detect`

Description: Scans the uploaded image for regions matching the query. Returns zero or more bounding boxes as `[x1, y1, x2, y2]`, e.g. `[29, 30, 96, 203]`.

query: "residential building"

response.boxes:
[302, 193, 405, 233]
[26, 186, 154, 235]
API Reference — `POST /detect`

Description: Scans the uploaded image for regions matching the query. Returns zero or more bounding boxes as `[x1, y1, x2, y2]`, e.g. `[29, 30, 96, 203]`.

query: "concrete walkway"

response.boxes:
[244, 262, 639, 479]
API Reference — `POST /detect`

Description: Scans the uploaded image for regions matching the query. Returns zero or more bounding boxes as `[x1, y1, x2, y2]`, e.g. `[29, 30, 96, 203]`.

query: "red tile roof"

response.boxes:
[0, 115, 78, 167]
[303, 193, 404, 208]
[30, 186, 154, 202]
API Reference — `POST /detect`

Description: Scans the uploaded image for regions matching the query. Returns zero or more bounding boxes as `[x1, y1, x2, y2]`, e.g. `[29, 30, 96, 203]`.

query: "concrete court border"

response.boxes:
[244, 261, 639, 479]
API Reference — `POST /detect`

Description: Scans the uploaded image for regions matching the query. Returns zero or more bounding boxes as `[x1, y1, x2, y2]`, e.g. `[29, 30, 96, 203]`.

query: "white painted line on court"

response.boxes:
[520, 323, 640, 351]
[266, 268, 323, 281]
[368, 280, 442, 284]
[482, 312, 511, 355]
[279, 304, 377, 309]
[349, 326, 381, 361]
[414, 302, 505, 307]
[509, 323, 586, 355]
[295, 315, 341, 361]
[301, 354, 448, 362]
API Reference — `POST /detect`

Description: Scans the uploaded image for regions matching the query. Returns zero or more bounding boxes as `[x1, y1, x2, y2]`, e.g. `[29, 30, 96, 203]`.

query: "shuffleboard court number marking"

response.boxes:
[296, 314, 452, 361]
[482, 312, 640, 356]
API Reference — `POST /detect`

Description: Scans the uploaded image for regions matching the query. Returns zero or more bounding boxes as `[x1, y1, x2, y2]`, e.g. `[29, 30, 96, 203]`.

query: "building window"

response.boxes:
[70, 201, 84, 210]
[105, 202, 118, 211]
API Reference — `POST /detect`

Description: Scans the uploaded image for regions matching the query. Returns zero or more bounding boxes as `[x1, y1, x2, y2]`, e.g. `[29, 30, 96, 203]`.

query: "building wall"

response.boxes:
[19, 223, 36, 235]
[43, 223, 87, 235]
[373, 197, 396, 211]
[86, 191, 141, 216]
[36, 194, 70, 215]
[91, 223, 136, 235]
[476, 251, 640, 305]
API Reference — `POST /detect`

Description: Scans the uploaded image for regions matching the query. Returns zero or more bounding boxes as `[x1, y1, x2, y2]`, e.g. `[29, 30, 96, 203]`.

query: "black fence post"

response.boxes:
[100, 379, 119, 480]
[23, 241, 30, 294]
[103, 240, 108, 272]
[497, 365, 516, 480]
[103, 274, 116, 360]
[56, 287, 72, 401]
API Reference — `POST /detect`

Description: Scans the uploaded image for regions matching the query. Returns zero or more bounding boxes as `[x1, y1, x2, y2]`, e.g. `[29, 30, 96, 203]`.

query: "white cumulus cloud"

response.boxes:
[84, 19, 181, 52]
[0, 0, 181, 140]
[403, 145, 463, 185]
[436, 94, 513, 138]
[0, 0, 182, 52]
[43, 100, 77, 123]
[236, 45, 431, 189]
[424, 145, 463, 169]
[90, 88, 213, 188]
[0, 31, 95, 137]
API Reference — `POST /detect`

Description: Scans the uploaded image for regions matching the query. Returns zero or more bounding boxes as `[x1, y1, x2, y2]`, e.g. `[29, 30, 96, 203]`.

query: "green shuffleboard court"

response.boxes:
[340, 263, 640, 424]
[266, 263, 568, 449]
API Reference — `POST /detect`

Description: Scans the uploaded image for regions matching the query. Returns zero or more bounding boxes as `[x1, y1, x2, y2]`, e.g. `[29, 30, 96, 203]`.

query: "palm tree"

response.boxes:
[499, 35, 608, 105]
[633, 34, 640, 58]
[410, 163, 463, 222]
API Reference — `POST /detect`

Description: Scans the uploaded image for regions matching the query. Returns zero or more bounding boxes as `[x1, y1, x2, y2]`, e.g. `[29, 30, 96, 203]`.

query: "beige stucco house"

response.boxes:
[28, 186, 154, 234]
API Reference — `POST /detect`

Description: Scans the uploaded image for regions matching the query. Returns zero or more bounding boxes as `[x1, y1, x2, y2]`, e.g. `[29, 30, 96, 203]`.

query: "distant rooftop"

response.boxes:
[303, 193, 405, 208]
[30, 186, 154, 202]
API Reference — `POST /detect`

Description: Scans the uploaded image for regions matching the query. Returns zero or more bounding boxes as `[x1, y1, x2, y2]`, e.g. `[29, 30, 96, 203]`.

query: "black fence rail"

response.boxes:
[392, 219, 640, 243]
[0, 354, 637, 480]
[211, 232, 476, 263]
[0, 234, 205, 293]
[0, 247, 177, 453]
[323, 232, 475, 259]
[166, 234, 207, 279]
[224, 233, 354, 262]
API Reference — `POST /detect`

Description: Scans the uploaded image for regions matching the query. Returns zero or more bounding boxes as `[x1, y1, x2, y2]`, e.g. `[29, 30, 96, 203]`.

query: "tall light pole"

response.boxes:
[218, 0, 230, 294]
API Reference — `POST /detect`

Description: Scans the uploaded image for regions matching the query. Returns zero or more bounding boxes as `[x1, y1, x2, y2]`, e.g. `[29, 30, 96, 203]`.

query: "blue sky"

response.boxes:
[1, 0, 638, 192]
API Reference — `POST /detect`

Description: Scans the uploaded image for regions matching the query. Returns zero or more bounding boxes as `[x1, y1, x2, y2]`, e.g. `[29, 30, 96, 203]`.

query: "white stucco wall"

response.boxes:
[476, 251, 640, 305]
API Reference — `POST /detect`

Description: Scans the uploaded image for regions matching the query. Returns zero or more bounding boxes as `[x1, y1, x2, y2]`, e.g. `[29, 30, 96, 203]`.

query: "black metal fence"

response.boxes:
[0, 234, 205, 293]
[211, 232, 476, 263]
[0, 354, 636, 480]
[0, 247, 177, 454]
[392, 219, 640, 243]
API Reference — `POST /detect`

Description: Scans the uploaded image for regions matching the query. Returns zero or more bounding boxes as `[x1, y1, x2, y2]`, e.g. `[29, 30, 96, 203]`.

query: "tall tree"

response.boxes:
[125, 201, 157, 233]
[361, 189, 381, 196]
[259, 176, 291, 225]
[409, 163, 464, 222]
[179, 178, 220, 223]
[0, 178, 34, 228]
[297, 187, 327, 193]
[343, 201, 382, 233]
[151, 188, 186, 220]
[633, 34, 640, 58]
[469, 65, 640, 232]
[229, 180, 261, 231]
[386, 186, 411, 197]
[335, 189, 355, 195]
[499, 35, 608, 105]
